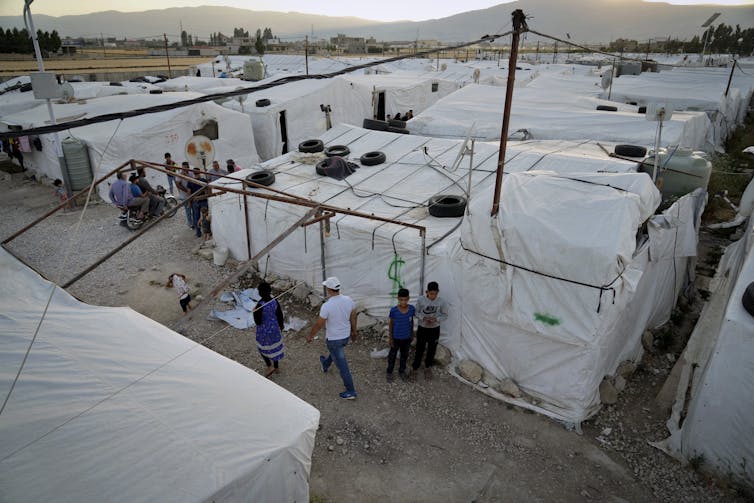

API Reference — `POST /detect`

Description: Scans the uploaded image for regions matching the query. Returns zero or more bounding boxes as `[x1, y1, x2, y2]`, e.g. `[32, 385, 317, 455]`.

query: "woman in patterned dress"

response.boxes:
[253, 282, 285, 377]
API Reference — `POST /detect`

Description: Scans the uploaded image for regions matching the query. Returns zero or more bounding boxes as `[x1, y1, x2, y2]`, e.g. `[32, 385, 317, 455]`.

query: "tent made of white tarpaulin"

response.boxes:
[406, 81, 713, 150]
[602, 66, 754, 148]
[196, 54, 382, 80]
[0, 93, 259, 200]
[453, 177, 704, 422]
[366, 59, 514, 87]
[341, 73, 459, 120]
[207, 124, 704, 423]
[654, 219, 754, 490]
[210, 77, 372, 161]
[0, 247, 320, 503]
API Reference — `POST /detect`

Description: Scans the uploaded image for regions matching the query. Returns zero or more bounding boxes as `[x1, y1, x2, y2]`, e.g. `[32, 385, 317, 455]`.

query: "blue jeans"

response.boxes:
[324, 337, 355, 393]
[182, 199, 192, 227]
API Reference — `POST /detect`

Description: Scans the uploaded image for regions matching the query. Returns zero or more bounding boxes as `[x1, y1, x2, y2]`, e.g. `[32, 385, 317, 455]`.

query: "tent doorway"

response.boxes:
[376, 91, 386, 120]
[279, 110, 289, 155]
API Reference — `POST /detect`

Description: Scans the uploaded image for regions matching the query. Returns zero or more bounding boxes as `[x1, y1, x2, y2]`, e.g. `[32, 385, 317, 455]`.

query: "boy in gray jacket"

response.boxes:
[411, 281, 448, 379]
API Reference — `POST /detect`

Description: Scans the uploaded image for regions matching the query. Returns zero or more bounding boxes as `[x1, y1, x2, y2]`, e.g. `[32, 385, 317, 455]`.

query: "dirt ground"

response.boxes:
[1, 171, 747, 502]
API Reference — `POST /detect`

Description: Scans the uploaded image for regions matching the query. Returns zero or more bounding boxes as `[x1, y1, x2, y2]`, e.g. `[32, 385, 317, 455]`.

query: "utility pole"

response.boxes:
[645, 38, 651, 60]
[163, 33, 172, 78]
[436, 42, 440, 71]
[491, 9, 528, 216]
[536, 40, 540, 63]
[101, 32, 106, 58]
[305, 36, 309, 76]
[24, 1, 71, 203]
[552, 41, 557, 63]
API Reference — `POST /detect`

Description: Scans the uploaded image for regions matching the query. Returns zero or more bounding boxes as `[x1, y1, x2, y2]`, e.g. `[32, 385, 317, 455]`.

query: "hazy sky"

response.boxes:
[3, 0, 752, 20]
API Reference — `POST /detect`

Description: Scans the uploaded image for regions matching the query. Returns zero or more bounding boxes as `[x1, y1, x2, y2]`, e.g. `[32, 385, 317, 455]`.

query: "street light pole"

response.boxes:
[23, 0, 71, 202]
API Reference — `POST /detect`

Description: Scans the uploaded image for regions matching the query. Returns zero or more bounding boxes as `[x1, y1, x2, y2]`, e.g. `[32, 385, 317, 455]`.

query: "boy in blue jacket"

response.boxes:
[387, 288, 415, 382]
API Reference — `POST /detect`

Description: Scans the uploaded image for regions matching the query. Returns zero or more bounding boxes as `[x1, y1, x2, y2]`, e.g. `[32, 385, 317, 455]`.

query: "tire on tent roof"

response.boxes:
[428, 194, 467, 218]
[325, 145, 350, 157]
[245, 170, 276, 187]
[614, 144, 647, 157]
[638, 106, 647, 114]
[316, 157, 335, 176]
[255, 98, 271, 107]
[298, 139, 324, 153]
[596, 105, 618, 112]
[743, 282, 754, 317]
[387, 126, 409, 134]
[363, 118, 389, 131]
[149, 89, 163, 94]
[388, 118, 407, 128]
[360, 151, 386, 166]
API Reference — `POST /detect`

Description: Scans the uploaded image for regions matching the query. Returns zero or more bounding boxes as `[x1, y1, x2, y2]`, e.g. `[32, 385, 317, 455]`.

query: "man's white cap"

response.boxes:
[322, 277, 341, 290]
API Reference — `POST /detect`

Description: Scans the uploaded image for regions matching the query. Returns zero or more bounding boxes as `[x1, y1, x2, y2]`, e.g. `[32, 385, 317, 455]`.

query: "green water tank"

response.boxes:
[640, 147, 711, 198]
[61, 137, 93, 191]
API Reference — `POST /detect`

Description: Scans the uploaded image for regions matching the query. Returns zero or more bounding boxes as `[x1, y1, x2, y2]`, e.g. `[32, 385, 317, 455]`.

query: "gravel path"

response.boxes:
[1, 172, 747, 502]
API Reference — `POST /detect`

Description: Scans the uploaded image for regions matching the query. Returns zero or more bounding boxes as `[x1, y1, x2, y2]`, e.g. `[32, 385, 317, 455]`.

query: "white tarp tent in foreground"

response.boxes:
[210, 124, 704, 424]
[0, 247, 320, 502]
[0, 93, 259, 200]
[654, 215, 754, 490]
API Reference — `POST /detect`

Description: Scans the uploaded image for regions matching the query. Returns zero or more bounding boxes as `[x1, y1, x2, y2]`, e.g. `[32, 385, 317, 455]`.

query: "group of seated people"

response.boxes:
[108, 168, 166, 221]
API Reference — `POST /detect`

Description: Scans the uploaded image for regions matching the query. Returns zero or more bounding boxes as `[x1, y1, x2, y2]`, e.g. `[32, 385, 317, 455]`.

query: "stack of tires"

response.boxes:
[362, 118, 409, 135]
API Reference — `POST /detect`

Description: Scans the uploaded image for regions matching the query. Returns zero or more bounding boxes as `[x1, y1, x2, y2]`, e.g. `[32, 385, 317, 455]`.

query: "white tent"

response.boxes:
[210, 77, 372, 161]
[655, 216, 754, 490]
[0, 93, 259, 199]
[603, 66, 754, 147]
[341, 73, 459, 119]
[209, 124, 703, 424]
[195, 54, 381, 80]
[0, 247, 320, 502]
[406, 81, 713, 150]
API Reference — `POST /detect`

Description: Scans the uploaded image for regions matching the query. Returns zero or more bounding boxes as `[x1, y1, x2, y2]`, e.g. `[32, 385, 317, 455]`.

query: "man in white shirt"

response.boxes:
[307, 277, 358, 399]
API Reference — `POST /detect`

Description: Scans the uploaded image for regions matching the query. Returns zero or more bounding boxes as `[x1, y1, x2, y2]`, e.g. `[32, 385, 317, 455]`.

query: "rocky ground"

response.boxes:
[1, 171, 749, 502]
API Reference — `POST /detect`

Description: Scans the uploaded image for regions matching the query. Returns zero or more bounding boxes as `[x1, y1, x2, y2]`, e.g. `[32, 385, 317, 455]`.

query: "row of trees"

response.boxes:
[0, 27, 61, 54]
[603, 23, 753, 57]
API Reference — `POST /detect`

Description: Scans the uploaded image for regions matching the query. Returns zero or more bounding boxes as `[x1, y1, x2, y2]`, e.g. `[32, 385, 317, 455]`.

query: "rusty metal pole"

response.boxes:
[490, 10, 527, 216]
[724, 59, 736, 97]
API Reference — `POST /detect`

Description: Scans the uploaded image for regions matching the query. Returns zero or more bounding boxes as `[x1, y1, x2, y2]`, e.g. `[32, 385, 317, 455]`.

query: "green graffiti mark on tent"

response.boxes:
[388, 253, 405, 296]
[534, 313, 561, 326]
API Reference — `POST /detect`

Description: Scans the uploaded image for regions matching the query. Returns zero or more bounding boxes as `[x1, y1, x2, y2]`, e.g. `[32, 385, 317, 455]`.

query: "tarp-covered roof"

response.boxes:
[0, 247, 320, 502]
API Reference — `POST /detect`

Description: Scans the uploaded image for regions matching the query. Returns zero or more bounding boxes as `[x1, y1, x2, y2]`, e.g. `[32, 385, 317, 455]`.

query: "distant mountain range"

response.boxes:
[1, 0, 752, 45]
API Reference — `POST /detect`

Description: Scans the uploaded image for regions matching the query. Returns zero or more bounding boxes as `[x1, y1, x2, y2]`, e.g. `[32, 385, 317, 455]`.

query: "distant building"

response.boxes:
[330, 34, 367, 54]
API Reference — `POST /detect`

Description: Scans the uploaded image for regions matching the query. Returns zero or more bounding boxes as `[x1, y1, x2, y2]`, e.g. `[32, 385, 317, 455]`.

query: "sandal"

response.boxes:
[265, 367, 278, 378]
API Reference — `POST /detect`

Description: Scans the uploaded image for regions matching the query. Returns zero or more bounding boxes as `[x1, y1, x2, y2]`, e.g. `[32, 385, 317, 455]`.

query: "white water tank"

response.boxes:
[640, 147, 712, 198]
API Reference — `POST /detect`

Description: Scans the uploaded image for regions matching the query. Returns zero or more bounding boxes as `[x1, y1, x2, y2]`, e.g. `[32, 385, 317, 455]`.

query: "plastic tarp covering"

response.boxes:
[0, 93, 259, 200]
[406, 79, 713, 150]
[0, 248, 319, 503]
[210, 125, 704, 422]
[215, 78, 372, 161]
[342, 73, 460, 119]
[452, 177, 705, 422]
[655, 220, 754, 490]
[603, 66, 754, 146]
